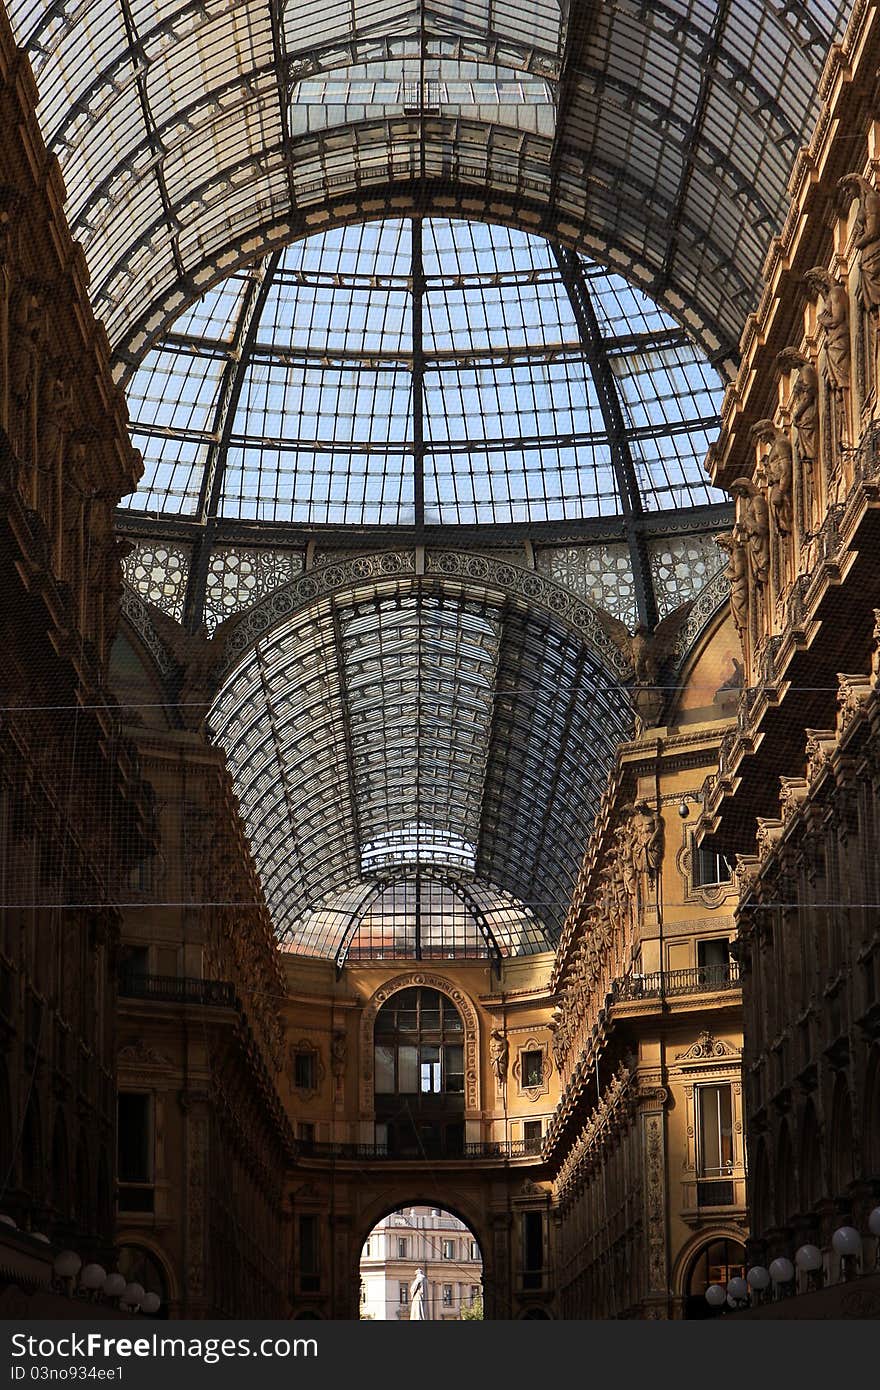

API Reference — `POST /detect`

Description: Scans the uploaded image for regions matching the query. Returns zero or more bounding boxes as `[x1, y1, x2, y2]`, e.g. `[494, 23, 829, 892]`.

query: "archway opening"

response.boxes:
[684, 1238, 746, 1320]
[359, 1206, 483, 1321]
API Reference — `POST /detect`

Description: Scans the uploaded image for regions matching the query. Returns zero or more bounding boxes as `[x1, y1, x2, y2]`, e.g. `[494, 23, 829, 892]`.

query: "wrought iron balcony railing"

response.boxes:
[297, 1138, 542, 1162]
[119, 972, 236, 1007]
[611, 960, 740, 1003]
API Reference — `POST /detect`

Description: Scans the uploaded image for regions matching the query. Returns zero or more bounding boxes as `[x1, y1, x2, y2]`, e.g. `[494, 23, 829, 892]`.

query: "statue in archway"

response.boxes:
[409, 1267, 428, 1320]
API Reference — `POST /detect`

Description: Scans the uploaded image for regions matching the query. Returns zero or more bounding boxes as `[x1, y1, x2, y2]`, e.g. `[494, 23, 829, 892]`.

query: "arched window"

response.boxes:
[51, 1113, 70, 1225]
[775, 1122, 794, 1227]
[115, 1246, 169, 1317]
[75, 1137, 92, 1236]
[21, 1094, 43, 1205]
[750, 1137, 771, 1237]
[830, 1077, 855, 1196]
[0, 1063, 12, 1192]
[799, 1101, 824, 1214]
[684, 1238, 746, 1319]
[865, 1048, 880, 1181]
[373, 987, 465, 1157]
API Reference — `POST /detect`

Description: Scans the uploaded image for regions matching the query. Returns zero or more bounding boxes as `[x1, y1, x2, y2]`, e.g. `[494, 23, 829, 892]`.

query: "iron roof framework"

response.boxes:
[121, 216, 728, 632]
[207, 575, 633, 956]
[7, 0, 854, 376]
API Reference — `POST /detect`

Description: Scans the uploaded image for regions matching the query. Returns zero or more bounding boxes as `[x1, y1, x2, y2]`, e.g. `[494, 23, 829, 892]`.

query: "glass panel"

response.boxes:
[398, 1045, 419, 1093]
[123, 218, 725, 529]
[374, 1044, 395, 1094]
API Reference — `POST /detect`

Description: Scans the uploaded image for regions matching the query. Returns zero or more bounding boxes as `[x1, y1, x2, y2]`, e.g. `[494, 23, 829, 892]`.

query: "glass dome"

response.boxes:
[123, 217, 725, 528]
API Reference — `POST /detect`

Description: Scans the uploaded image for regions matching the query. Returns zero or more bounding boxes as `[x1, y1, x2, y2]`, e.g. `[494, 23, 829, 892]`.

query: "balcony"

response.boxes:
[611, 961, 741, 1004]
[118, 972, 236, 1007]
[297, 1139, 543, 1163]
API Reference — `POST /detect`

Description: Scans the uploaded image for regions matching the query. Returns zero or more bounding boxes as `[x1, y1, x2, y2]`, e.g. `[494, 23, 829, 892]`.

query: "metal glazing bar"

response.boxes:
[552, 243, 657, 628]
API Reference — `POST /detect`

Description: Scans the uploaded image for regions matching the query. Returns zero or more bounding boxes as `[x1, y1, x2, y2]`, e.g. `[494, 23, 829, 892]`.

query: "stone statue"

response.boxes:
[631, 800, 664, 878]
[614, 822, 638, 906]
[728, 478, 770, 587]
[750, 419, 793, 536]
[330, 1031, 346, 1079]
[40, 363, 71, 467]
[8, 283, 42, 454]
[777, 349, 818, 476]
[806, 267, 850, 391]
[489, 1030, 509, 1087]
[839, 173, 880, 312]
[409, 1267, 428, 1320]
[715, 530, 749, 639]
[594, 599, 695, 728]
[145, 603, 240, 731]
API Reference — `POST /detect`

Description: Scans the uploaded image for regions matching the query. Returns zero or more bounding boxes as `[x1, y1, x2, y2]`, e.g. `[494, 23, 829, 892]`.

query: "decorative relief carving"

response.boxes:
[804, 729, 835, 784]
[186, 1112, 208, 1297]
[214, 550, 633, 680]
[836, 673, 871, 736]
[118, 1040, 173, 1069]
[512, 1038, 552, 1102]
[675, 1032, 740, 1064]
[644, 1114, 667, 1293]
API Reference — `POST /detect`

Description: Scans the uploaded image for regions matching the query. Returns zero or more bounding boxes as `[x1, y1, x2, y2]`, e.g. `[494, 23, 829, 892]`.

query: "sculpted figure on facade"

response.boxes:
[839, 173, 880, 313]
[594, 599, 694, 728]
[8, 282, 42, 459]
[728, 478, 770, 588]
[40, 362, 71, 467]
[750, 420, 793, 537]
[715, 530, 749, 643]
[145, 605, 240, 731]
[788, 356, 819, 475]
[331, 1031, 346, 1079]
[806, 267, 850, 392]
[630, 801, 663, 879]
[489, 1030, 509, 1088]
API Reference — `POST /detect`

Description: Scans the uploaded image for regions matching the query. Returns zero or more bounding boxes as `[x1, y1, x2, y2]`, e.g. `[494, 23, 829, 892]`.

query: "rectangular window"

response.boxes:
[522, 1211, 543, 1289]
[399, 1283, 409, 1304]
[523, 1120, 542, 1154]
[522, 1051, 543, 1088]
[117, 1093, 151, 1184]
[442, 1284, 453, 1306]
[444, 1043, 464, 1092]
[299, 1214, 320, 1292]
[298, 1122, 315, 1144]
[697, 1084, 734, 1177]
[398, 1238, 408, 1259]
[470, 1242, 479, 1261]
[470, 1285, 480, 1303]
[693, 838, 733, 887]
[443, 1240, 455, 1260]
[294, 1051, 316, 1089]
[420, 1045, 441, 1093]
[697, 938, 731, 986]
[364, 1241, 370, 1258]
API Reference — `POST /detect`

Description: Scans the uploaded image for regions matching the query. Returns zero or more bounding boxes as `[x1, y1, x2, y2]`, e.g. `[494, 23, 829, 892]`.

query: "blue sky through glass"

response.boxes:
[124, 218, 725, 524]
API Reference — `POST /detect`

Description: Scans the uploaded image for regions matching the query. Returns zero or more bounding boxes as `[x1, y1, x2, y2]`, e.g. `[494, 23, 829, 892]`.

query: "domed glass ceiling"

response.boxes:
[123, 217, 725, 528]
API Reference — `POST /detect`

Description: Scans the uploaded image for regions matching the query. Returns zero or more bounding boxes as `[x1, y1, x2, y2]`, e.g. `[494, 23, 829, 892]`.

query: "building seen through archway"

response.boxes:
[359, 1207, 482, 1320]
[2, 0, 880, 1325]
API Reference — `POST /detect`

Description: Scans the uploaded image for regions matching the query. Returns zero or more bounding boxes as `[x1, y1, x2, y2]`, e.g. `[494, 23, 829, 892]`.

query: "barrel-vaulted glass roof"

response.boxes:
[123, 217, 725, 530]
[8, 0, 855, 368]
[119, 215, 731, 961]
[207, 577, 634, 957]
